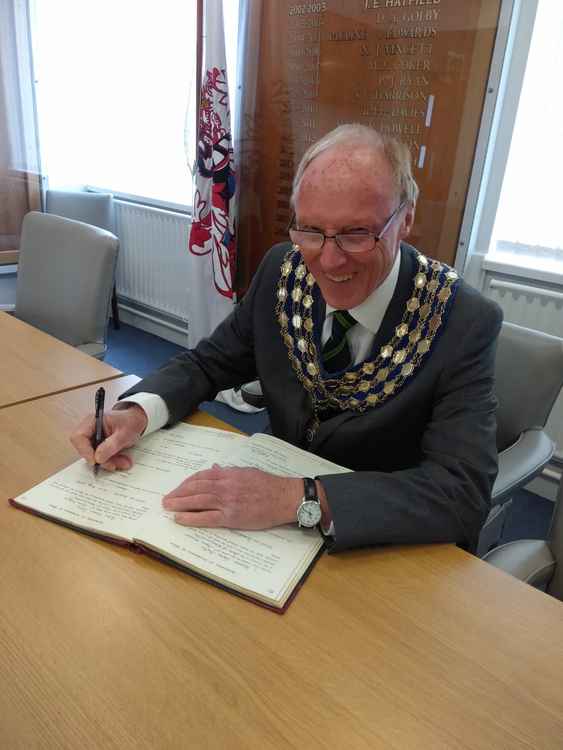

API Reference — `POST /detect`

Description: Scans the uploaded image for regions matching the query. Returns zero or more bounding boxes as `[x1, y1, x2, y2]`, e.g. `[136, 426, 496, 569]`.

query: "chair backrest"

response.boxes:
[45, 189, 115, 233]
[546, 478, 563, 599]
[495, 322, 563, 451]
[15, 212, 119, 349]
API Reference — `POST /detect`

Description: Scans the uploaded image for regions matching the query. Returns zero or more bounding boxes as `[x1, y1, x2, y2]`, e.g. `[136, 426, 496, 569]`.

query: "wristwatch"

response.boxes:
[296, 477, 322, 528]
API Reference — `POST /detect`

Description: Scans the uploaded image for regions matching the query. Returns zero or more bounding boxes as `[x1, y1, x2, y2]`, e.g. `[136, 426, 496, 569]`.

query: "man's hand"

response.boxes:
[70, 404, 148, 471]
[162, 465, 305, 530]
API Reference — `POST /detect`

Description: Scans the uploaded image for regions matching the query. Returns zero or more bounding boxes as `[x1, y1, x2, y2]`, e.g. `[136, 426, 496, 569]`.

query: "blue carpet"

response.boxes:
[106, 323, 186, 379]
[105, 322, 554, 543]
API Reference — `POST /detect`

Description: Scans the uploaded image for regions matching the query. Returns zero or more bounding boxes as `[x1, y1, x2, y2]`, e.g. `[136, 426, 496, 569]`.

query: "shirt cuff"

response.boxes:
[114, 392, 170, 435]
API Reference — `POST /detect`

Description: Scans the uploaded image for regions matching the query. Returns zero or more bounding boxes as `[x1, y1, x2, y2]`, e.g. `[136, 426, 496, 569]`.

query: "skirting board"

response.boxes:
[117, 303, 189, 348]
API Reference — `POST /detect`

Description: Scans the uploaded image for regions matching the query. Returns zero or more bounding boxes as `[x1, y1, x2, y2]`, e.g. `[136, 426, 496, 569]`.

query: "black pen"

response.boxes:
[92, 387, 106, 476]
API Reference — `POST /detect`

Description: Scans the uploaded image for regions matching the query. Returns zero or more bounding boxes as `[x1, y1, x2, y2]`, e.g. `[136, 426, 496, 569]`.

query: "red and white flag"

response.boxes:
[187, 0, 236, 349]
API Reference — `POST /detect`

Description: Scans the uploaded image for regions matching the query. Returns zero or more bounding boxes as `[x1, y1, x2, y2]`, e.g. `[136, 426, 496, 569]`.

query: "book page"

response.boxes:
[15, 423, 351, 606]
[15, 459, 160, 540]
[229, 433, 351, 478]
[14, 424, 246, 540]
[131, 423, 246, 481]
[133, 432, 351, 604]
[136, 521, 323, 606]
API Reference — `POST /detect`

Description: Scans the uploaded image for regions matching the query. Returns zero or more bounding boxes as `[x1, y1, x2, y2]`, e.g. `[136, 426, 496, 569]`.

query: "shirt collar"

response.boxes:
[325, 246, 402, 335]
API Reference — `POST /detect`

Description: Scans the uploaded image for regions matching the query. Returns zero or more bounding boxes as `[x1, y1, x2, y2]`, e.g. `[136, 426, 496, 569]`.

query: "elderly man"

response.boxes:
[71, 124, 502, 553]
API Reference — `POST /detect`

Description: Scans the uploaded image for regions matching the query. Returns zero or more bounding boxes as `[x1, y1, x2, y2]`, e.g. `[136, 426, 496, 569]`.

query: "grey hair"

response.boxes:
[290, 123, 419, 208]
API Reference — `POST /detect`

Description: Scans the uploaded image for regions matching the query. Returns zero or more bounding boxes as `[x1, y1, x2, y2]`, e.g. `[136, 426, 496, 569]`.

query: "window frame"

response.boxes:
[455, 0, 541, 275]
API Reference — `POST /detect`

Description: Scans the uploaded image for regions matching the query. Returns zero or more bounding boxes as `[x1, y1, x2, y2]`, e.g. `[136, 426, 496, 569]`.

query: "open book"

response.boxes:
[11, 424, 350, 612]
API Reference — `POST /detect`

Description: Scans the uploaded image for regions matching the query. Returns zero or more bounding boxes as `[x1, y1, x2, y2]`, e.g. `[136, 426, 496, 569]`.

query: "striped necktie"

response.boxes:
[322, 310, 357, 373]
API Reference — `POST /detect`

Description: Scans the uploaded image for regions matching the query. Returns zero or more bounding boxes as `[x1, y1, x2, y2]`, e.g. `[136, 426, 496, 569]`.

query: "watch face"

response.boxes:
[298, 500, 322, 528]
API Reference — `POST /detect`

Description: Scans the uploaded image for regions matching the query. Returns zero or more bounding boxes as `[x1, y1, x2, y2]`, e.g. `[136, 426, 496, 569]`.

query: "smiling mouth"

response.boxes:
[326, 274, 353, 283]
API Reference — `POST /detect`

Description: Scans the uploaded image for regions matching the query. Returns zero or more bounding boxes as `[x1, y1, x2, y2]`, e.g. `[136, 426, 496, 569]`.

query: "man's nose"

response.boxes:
[319, 236, 347, 270]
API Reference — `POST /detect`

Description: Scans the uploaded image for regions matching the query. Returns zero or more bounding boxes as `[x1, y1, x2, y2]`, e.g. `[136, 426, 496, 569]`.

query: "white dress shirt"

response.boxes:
[322, 246, 401, 362]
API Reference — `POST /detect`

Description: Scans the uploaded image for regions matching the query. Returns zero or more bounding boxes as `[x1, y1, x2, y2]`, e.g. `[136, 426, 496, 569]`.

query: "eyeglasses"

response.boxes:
[289, 201, 407, 255]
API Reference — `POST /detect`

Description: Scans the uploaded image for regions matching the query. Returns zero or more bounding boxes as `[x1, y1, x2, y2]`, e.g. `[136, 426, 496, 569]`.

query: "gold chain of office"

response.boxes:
[275, 244, 460, 419]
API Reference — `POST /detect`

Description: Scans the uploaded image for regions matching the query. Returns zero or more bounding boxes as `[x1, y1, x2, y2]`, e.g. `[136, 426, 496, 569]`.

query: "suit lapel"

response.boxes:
[369, 243, 416, 356]
[309, 244, 416, 454]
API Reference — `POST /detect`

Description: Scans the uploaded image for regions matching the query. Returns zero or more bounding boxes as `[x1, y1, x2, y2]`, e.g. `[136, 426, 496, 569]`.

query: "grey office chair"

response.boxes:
[45, 189, 120, 328]
[14, 211, 119, 359]
[477, 322, 563, 556]
[483, 475, 563, 601]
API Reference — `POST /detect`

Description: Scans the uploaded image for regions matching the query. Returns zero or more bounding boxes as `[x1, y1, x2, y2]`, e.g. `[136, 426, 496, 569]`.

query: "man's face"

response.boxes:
[294, 145, 414, 310]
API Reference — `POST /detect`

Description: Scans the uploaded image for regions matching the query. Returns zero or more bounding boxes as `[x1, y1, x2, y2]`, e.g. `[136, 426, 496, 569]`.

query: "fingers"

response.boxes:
[161, 467, 297, 530]
[94, 429, 132, 465]
[163, 489, 218, 512]
[113, 453, 133, 470]
[163, 477, 219, 502]
[70, 415, 97, 464]
[173, 510, 223, 528]
[162, 476, 225, 526]
[161, 471, 225, 525]
[99, 453, 133, 472]
[70, 408, 144, 467]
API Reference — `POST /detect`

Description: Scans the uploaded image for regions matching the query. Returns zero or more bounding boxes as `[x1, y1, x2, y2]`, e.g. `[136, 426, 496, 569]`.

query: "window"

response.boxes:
[32, 0, 239, 209]
[487, 0, 563, 274]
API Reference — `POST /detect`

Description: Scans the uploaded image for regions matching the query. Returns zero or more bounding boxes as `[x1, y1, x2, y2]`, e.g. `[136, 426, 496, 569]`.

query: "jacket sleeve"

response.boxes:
[318, 301, 504, 553]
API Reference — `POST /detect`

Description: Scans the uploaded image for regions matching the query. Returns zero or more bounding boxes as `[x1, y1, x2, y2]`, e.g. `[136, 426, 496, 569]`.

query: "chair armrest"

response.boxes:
[483, 539, 556, 589]
[492, 429, 554, 505]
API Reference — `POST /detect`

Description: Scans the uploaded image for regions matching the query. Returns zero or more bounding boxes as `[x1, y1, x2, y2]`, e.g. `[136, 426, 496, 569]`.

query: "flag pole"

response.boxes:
[195, 0, 204, 152]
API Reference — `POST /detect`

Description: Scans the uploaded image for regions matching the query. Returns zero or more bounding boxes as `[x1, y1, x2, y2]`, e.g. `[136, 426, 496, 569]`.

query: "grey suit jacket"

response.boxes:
[122, 242, 503, 553]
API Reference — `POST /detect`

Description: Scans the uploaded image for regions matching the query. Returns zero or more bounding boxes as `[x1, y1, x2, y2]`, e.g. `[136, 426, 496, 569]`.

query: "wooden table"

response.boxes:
[1, 380, 563, 749]
[0, 311, 122, 409]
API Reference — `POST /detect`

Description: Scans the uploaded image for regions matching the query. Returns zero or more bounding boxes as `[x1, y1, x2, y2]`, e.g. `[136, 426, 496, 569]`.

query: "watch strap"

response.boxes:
[303, 477, 317, 501]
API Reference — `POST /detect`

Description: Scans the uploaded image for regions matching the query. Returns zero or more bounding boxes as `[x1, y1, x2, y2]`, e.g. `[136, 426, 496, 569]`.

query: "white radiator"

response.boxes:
[114, 200, 192, 325]
[484, 275, 563, 462]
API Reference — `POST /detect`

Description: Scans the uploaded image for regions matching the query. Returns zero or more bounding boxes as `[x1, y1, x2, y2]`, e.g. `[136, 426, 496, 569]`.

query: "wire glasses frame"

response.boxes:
[288, 200, 407, 255]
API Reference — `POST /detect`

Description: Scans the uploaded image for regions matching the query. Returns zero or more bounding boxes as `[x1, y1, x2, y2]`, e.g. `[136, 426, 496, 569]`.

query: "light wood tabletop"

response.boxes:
[0, 311, 122, 409]
[1, 379, 563, 750]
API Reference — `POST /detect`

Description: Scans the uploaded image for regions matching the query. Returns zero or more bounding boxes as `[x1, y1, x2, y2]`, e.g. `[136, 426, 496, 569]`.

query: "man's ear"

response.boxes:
[398, 203, 415, 241]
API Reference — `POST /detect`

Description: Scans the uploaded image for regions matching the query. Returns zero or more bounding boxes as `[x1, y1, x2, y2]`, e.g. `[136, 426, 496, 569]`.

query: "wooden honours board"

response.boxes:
[236, 0, 501, 292]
